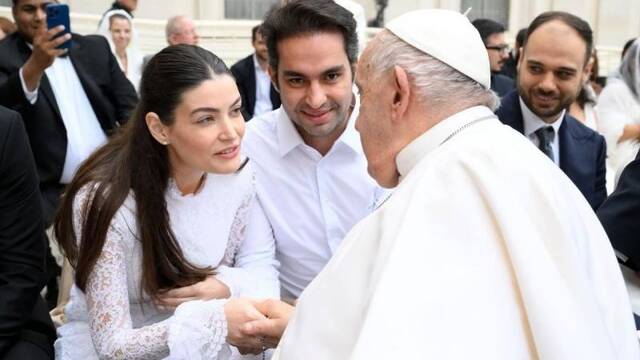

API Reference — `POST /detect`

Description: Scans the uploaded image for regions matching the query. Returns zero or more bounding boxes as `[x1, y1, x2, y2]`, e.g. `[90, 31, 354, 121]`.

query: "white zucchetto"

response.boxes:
[385, 9, 491, 89]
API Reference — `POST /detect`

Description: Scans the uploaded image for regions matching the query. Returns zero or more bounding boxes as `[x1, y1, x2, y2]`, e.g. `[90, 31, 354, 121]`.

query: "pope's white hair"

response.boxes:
[365, 30, 499, 111]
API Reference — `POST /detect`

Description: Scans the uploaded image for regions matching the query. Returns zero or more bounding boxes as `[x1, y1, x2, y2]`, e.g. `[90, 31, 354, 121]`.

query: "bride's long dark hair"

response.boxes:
[55, 45, 231, 300]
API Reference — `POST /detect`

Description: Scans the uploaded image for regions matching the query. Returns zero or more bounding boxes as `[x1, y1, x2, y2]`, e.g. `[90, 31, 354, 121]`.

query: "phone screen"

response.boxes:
[46, 4, 71, 50]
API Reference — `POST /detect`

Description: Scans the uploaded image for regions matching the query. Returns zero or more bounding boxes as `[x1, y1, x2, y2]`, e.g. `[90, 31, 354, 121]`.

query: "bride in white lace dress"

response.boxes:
[52, 45, 279, 359]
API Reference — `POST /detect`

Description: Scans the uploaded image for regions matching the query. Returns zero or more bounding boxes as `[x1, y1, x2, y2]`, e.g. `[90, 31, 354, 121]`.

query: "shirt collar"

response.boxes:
[252, 53, 267, 75]
[396, 106, 496, 180]
[276, 107, 305, 157]
[519, 96, 564, 137]
[276, 92, 363, 157]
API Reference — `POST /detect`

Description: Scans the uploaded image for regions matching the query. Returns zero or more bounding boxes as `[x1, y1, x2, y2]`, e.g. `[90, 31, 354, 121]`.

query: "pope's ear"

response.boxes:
[390, 65, 410, 124]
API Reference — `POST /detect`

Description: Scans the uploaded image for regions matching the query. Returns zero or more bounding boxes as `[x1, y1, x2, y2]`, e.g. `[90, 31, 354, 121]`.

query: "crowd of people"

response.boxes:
[1, 0, 640, 359]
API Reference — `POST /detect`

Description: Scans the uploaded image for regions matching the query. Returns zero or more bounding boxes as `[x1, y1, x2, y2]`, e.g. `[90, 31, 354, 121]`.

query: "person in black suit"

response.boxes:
[597, 150, 640, 329]
[598, 150, 640, 270]
[231, 24, 281, 121]
[495, 12, 606, 210]
[0, 105, 56, 360]
[471, 18, 515, 97]
[0, 0, 137, 307]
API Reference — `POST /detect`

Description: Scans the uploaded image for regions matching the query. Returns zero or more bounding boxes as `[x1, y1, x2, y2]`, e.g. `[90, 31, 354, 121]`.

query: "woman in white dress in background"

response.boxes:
[97, 9, 144, 92]
[598, 39, 640, 186]
[53, 45, 279, 359]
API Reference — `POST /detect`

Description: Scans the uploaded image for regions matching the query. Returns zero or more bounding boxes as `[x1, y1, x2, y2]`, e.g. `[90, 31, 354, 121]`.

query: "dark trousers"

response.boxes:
[2, 339, 53, 360]
[2, 297, 56, 360]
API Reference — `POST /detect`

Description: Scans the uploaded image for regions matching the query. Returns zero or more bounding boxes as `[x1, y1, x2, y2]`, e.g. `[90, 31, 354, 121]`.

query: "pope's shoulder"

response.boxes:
[422, 119, 551, 175]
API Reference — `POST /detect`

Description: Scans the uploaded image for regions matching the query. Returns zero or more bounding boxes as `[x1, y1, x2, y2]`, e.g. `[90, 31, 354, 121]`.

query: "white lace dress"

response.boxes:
[54, 163, 280, 359]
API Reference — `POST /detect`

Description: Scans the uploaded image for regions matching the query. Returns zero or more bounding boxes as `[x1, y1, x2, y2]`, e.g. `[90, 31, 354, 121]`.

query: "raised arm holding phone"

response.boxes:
[21, 24, 69, 92]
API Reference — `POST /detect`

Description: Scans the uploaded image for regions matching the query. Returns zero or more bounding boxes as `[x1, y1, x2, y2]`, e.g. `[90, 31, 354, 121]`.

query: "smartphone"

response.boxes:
[46, 3, 71, 50]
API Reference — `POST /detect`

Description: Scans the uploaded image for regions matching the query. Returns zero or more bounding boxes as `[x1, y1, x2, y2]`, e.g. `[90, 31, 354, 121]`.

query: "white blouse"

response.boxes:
[54, 162, 280, 359]
[597, 77, 640, 186]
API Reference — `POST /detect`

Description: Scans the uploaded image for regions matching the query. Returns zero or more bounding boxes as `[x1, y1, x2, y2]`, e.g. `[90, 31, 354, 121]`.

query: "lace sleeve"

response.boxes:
[84, 217, 170, 359]
[74, 187, 232, 360]
[216, 195, 280, 299]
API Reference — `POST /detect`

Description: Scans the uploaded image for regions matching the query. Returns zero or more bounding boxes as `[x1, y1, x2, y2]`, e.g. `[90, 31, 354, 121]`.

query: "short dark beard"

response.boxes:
[517, 81, 576, 123]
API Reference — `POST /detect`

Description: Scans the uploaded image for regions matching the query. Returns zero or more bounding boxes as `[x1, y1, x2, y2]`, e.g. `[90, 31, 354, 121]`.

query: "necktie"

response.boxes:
[535, 126, 554, 162]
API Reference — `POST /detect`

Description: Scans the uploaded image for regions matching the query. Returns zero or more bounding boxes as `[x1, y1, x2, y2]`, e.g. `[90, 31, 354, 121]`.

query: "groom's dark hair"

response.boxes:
[260, 0, 358, 72]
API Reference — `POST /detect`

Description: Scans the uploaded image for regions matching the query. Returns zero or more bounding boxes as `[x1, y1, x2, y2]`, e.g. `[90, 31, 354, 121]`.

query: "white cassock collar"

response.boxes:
[395, 105, 497, 181]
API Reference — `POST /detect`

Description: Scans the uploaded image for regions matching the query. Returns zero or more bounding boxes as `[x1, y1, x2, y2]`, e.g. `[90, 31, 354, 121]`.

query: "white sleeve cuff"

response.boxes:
[215, 266, 245, 298]
[19, 66, 39, 104]
[167, 299, 231, 360]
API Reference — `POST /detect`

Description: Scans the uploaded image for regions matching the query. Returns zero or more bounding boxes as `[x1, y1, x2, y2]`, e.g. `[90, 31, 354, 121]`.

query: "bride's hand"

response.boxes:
[155, 275, 231, 311]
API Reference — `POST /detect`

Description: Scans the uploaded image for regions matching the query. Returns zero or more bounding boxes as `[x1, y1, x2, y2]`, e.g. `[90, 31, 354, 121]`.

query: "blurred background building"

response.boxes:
[1, 0, 638, 73]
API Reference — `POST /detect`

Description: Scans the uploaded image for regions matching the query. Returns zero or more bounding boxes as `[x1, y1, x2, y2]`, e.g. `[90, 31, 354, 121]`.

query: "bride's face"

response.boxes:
[109, 17, 131, 51]
[163, 75, 246, 176]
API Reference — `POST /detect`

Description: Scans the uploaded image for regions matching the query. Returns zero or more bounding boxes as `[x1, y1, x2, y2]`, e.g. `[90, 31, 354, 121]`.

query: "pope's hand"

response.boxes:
[224, 298, 267, 354]
[155, 275, 230, 311]
[241, 299, 294, 348]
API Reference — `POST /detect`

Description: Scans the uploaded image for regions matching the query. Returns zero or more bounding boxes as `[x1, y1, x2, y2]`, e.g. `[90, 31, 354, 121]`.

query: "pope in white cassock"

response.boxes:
[246, 9, 640, 359]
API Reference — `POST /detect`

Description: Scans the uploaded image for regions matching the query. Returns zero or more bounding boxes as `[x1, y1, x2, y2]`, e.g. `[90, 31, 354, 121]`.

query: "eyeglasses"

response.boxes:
[486, 45, 510, 54]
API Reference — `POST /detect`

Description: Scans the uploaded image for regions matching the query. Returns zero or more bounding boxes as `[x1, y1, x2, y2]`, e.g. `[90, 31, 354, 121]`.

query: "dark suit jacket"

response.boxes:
[491, 73, 515, 97]
[0, 32, 137, 224]
[597, 150, 640, 270]
[230, 54, 280, 120]
[0, 106, 55, 357]
[496, 90, 607, 209]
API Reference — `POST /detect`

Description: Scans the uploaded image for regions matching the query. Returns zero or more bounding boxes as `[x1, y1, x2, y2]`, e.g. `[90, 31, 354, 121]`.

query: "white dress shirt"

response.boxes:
[20, 55, 107, 183]
[520, 97, 564, 166]
[243, 100, 384, 299]
[253, 54, 273, 117]
[598, 77, 640, 187]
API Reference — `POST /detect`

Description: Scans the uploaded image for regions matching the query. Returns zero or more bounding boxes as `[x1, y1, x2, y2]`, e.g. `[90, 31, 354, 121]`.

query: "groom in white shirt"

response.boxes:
[242, 0, 383, 301]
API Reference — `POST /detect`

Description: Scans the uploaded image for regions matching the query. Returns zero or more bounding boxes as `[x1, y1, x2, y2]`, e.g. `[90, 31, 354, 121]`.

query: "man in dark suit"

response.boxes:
[0, 0, 137, 307]
[598, 150, 640, 270]
[471, 18, 515, 97]
[0, 105, 56, 359]
[231, 25, 281, 121]
[597, 150, 640, 329]
[0, 0, 137, 223]
[495, 12, 606, 210]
